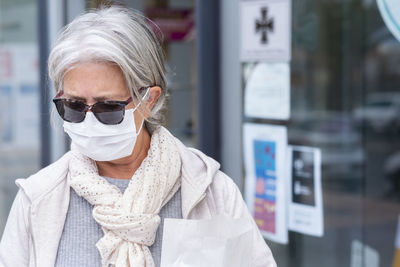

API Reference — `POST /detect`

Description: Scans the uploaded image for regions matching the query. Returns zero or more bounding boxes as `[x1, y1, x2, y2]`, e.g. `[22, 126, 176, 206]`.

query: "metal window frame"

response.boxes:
[196, 0, 221, 162]
[38, 0, 51, 167]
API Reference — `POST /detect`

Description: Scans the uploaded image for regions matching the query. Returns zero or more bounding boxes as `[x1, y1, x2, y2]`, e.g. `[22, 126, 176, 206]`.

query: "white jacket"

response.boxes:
[0, 138, 276, 267]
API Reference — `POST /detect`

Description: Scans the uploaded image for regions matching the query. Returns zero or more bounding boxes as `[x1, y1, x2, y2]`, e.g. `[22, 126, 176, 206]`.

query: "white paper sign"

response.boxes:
[160, 216, 253, 267]
[244, 62, 290, 120]
[377, 0, 400, 42]
[287, 146, 324, 237]
[243, 123, 288, 244]
[240, 0, 291, 62]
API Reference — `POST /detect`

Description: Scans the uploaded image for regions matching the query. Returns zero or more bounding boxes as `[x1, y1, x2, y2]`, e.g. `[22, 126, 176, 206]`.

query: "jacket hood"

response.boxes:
[173, 137, 221, 218]
[15, 152, 72, 204]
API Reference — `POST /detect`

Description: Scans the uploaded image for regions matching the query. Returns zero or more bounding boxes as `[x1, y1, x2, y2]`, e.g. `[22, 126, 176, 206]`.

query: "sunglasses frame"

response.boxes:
[53, 91, 134, 125]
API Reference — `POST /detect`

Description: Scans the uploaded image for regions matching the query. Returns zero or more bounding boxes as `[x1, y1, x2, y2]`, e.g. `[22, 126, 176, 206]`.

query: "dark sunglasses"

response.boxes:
[53, 91, 133, 125]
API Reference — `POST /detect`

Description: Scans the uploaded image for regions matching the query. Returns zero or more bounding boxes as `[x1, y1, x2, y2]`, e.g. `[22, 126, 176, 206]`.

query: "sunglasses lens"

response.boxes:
[92, 103, 125, 125]
[54, 99, 86, 123]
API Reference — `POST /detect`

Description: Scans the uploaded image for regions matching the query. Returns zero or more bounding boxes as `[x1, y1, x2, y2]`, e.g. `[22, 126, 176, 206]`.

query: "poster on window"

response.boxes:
[243, 123, 288, 244]
[287, 145, 324, 237]
[240, 0, 291, 62]
[243, 62, 290, 120]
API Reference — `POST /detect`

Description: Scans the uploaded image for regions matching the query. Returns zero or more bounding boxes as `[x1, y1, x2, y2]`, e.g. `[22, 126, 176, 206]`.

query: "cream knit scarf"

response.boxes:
[68, 127, 182, 267]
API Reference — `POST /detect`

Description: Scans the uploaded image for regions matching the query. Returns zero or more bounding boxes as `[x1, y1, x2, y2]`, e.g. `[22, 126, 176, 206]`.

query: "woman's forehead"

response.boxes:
[63, 62, 129, 100]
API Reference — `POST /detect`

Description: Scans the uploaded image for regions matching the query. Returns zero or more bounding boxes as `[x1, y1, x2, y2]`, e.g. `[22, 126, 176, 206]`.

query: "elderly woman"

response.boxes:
[0, 6, 276, 267]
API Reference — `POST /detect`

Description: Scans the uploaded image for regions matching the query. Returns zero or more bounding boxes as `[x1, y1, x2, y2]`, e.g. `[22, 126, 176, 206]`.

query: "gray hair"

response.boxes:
[48, 6, 167, 131]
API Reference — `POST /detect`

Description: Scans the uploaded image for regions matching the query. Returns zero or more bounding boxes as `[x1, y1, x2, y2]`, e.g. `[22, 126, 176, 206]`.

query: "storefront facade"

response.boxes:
[1, 0, 399, 266]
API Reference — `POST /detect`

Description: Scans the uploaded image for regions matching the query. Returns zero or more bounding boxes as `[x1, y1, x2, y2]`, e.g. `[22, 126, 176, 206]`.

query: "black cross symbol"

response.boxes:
[255, 7, 274, 44]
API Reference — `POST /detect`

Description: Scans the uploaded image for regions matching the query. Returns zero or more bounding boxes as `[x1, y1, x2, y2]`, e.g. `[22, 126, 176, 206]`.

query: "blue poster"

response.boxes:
[253, 140, 277, 233]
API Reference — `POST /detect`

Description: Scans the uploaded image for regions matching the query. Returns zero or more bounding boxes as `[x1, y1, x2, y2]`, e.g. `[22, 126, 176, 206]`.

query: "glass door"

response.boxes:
[268, 0, 400, 266]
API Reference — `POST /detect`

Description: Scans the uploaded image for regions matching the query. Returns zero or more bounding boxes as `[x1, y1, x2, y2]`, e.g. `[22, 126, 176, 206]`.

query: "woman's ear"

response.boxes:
[146, 86, 162, 109]
[143, 86, 162, 118]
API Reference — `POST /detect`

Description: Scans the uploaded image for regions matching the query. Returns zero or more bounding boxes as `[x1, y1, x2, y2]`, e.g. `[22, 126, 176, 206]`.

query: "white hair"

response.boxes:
[48, 6, 167, 131]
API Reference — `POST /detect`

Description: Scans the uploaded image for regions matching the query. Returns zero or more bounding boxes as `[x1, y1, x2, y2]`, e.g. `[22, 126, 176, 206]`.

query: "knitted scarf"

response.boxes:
[68, 127, 182, 267]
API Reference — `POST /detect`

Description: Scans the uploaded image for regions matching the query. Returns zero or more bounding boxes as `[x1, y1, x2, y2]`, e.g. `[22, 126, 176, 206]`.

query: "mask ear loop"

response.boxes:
[135, 87, 151, 135]
[141, 87, 151, 101]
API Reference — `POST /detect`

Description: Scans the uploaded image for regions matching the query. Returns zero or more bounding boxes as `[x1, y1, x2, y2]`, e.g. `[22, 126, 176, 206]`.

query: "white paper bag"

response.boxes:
[160, 215, 253, 267]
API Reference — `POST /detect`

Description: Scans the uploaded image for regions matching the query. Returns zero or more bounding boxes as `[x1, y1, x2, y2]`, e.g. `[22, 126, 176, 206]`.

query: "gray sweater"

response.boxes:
[55, 177, 182, 267]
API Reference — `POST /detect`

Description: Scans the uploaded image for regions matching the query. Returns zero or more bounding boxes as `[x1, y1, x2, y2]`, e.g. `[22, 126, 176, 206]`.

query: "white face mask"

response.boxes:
[63, 94, 147, 162]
